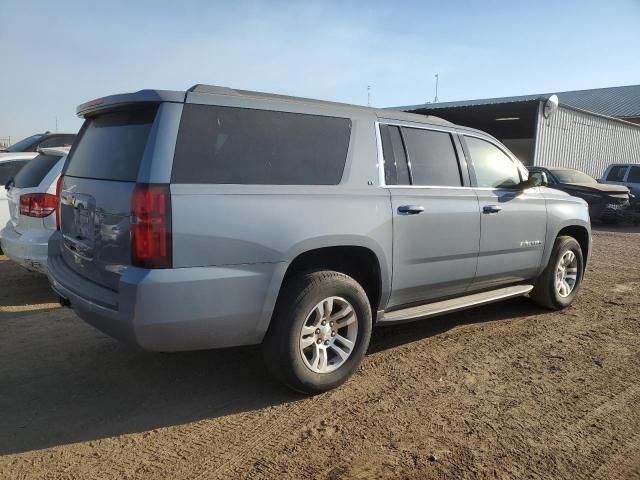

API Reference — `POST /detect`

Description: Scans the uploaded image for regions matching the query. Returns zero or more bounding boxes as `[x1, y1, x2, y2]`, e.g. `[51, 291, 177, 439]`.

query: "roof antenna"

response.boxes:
[367, 85, 371, 106]
[434, 74, 439, 103]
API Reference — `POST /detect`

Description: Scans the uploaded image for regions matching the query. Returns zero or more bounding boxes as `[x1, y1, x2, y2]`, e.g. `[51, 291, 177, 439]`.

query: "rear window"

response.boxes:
[65, 107, 157, 181]
[0, 160, 29, 185]
[171, 104, 351, 185]
[401, 127, 462, 187]
[13, 154, 62, 188]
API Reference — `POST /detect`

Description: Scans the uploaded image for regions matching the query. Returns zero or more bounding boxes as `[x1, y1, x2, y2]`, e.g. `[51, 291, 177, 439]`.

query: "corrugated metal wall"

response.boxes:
[534, 104, 640, 178]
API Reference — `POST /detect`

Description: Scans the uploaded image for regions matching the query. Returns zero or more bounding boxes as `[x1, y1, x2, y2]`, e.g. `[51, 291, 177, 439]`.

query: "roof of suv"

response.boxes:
[77, 84, 456, 129]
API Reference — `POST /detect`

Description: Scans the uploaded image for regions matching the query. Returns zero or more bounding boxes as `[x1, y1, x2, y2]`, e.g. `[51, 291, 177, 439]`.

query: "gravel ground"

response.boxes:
[1, 226, 639, 479]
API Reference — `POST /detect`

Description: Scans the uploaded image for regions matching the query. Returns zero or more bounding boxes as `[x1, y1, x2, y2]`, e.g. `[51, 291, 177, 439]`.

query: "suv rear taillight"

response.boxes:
[20, 193, 57, 218]
[55, 175, 63, 229]
[131, 184, 172, 269]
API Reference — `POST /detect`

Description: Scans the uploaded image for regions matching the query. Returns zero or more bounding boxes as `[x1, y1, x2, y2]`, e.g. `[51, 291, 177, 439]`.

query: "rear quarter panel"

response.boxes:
[169, 113, 393, 339]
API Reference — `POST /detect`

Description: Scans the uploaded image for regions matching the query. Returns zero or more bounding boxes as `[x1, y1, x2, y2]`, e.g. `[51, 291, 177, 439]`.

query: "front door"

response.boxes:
[379, 123, 480, 309]
[462, 135, 546, 290]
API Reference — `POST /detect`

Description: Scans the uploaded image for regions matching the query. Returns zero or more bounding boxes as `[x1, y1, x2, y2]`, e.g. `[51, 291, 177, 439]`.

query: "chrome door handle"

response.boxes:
[483, 205, 502, 214]
[398, 205, 425, 215]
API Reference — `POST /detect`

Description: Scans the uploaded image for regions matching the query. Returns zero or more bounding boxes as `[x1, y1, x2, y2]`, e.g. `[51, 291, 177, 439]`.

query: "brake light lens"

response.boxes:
[55, 175, 63, 229]
[131, 184, 172, 269]
[20, 193, 57, 218]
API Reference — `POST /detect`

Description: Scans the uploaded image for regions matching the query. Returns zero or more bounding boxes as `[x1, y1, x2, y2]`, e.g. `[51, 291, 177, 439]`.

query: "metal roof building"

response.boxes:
[393, 85, 640, 178]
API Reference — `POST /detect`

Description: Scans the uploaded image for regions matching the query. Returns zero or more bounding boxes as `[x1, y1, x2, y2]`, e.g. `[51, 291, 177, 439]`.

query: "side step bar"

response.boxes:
[380, 284, 534, 324]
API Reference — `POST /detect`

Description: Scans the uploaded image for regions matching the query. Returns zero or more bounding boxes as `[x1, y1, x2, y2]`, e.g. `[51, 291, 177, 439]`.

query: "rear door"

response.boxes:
[59, 106, 158, 290]
[382, 122, 480, 308]
[462, 134, 546, 290]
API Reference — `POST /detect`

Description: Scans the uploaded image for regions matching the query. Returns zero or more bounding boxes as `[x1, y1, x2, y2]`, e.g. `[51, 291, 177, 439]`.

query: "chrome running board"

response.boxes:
[380, 284, 534, 324]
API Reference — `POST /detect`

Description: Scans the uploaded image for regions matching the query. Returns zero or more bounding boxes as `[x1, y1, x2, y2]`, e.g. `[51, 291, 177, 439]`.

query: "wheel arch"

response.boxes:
[255, 238, 391, 342]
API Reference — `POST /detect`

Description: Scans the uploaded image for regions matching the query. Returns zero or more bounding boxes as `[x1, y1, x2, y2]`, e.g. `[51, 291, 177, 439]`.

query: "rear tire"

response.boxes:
[262, 270, 372, 394]
[530, 236, 584, 310]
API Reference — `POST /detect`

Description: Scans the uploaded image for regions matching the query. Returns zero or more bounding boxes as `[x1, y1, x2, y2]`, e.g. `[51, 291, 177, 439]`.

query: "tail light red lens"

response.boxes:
[131, 184, 172, 269]
[20, 193, 58, 218]
[55, 175, 63, 229]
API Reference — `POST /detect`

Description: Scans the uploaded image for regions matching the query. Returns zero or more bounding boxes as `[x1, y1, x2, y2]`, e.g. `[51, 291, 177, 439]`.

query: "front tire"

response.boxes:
[262, 270, 372, 394]
[530, 236, 584, 310]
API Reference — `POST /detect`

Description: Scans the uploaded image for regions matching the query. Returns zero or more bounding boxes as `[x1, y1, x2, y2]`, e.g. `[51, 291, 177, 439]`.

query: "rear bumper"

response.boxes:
[0, 224, 51, 274]
[47, 233, 282, 351]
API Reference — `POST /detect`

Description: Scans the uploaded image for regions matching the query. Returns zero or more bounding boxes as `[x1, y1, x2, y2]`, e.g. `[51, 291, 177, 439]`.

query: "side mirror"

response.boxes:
[522, 171, 548, 189]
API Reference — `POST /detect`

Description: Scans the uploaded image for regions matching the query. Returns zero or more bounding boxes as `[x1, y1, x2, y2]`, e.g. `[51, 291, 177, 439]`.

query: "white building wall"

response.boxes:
[534, 104, 640, 178]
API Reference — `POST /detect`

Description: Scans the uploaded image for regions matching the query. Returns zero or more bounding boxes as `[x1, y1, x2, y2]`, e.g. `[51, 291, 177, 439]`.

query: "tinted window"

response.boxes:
[465, 136, 520, 188]
[0, 160, 29, 185]
[13, 154, 62, 188]
[380, 124, 410, 185]
[172, 104, 351, 185]
[628, 166, 640, 183]
[65, 107, 157, 181]
[39, 135, 75, 148]
[4, 135, 42, 152]
[606, 165, 628, 182]
[399, 127, 461, 187]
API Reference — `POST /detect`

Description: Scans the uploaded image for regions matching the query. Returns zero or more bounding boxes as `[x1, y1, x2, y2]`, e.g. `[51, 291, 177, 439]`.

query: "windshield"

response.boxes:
[3, 134, 43, 152]
[550, 169, 597, 184]
[65, 107, 157, 181]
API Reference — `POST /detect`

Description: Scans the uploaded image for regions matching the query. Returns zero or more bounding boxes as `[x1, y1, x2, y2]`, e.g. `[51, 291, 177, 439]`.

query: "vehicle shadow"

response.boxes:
[1, 296, 546, 456]
[0, 256, 60, 320]
[592, 223, 640, 234]
[369, 297, 546, 354]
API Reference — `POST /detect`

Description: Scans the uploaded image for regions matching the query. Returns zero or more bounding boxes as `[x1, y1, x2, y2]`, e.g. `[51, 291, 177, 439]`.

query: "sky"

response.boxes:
[1, 0, 639, 142]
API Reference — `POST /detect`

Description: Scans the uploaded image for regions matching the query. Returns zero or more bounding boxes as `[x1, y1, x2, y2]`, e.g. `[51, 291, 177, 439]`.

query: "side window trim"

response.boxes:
[397, 127, 414, 185]
[460, 132, 523, 189]
[376, 120, 469, 189]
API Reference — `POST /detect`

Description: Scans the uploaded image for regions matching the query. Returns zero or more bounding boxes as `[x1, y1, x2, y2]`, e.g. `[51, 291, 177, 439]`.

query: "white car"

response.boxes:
[0, 152, 39, 242]
[1, 147, 69, 272]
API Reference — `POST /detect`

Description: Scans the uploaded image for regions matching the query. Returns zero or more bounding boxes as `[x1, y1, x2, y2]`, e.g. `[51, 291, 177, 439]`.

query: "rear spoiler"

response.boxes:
[37, 146, 71, 157]
[76, 89, 185, 118]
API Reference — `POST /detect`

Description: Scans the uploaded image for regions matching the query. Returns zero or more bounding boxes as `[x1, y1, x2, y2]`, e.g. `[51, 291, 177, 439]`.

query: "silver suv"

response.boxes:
[48, 84, 591, 393]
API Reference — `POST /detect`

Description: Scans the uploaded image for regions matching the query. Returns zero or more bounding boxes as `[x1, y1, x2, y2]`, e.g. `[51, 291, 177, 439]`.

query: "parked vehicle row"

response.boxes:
[2, 89, 638, 393]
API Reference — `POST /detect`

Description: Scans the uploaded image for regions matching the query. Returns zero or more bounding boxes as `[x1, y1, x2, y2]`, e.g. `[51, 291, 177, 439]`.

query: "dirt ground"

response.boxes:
[1, 226, 639, 480]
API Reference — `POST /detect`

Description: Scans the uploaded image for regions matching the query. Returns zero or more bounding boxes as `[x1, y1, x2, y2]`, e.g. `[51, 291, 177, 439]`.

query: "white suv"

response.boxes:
[1, 147, 69, 273]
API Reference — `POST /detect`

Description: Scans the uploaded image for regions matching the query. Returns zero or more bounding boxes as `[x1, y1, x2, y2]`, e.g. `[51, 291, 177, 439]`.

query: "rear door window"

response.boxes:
[606, 165, 628, 182]
[379, 124, 410, 186]
[64, 107, 157, 181]
[465, 136, 521, 188]
[13, 154, 62, 188]
[172, 104, 351, 185]
[0, 160, 29, 185]
[627, 166, 640, 183]
[400, 127, 462, 187]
